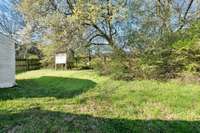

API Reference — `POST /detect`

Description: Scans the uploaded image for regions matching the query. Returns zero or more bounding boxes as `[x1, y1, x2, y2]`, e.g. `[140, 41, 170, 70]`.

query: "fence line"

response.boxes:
[16, 59, 41, 72]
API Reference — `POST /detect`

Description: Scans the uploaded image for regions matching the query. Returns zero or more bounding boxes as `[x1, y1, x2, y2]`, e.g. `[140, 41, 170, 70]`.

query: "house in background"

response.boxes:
[0, 33, 16, 88]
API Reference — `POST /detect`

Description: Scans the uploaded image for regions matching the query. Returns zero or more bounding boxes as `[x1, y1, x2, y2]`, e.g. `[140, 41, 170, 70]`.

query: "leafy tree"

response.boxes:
[18, 0, 200, 80]
[126, 0, 200, 79]
[19, 0, 132, 51]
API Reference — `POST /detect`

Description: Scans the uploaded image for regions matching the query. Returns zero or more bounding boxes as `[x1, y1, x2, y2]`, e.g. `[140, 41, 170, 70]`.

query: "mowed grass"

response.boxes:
[0, 70, 200, 133]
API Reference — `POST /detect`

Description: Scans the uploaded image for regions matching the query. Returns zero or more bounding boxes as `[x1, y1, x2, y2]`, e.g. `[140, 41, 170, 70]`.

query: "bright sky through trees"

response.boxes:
[0, 0, 23, 35]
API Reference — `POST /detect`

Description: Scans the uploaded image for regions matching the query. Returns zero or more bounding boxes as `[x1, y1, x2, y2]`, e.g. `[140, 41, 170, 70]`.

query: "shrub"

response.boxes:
[176, 72, 200, 85]
[91, 58, 112, 75]
[92, 41, 200, 81]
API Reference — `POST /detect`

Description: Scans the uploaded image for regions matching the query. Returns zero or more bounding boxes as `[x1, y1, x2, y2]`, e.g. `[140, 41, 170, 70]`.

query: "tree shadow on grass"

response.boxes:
[0, 76, 96, 100]
[0, 108, 200, 133]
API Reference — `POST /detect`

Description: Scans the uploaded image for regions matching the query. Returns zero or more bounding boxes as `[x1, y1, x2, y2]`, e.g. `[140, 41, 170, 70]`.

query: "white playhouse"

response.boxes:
[0, 33, 16, 88]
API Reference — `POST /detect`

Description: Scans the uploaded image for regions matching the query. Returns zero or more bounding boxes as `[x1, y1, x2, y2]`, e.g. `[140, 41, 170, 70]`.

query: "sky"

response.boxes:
[0, 0, 23, 34]
[0, 0, 15, 21]
[0, 0, 11, 10]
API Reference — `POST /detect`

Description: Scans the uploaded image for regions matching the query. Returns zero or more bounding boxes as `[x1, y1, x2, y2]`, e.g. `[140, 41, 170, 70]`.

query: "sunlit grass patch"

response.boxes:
[0, 70, 200, 132]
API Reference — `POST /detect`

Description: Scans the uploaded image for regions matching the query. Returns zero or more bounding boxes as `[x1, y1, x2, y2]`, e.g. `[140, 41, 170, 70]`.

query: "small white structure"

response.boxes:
[55, 52, 67, 70]
[0, 33, 16, 88]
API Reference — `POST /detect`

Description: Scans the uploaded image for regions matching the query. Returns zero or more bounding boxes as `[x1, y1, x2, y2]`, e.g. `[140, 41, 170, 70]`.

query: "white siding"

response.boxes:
[0, 34, 15, 88]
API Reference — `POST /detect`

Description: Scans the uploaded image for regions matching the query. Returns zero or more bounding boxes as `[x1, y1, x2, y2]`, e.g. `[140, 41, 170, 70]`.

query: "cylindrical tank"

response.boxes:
[0, 33, 15, 88]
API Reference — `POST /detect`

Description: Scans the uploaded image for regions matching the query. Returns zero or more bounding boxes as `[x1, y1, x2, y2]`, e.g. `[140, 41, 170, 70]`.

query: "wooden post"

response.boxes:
[75, 57, 78, 68]
[26, 59, 29, 71]
[65, 54, 67, 70]
[55, 63, 57, 70]
[65, 57, 67, 70]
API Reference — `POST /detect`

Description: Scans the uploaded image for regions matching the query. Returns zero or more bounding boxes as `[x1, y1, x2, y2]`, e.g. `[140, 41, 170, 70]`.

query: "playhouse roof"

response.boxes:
[0, 32, 16, 43]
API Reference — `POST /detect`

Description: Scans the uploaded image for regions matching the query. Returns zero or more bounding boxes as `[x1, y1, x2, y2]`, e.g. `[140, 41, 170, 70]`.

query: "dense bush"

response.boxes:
[91, 43, 200, 81]
[91, 58, 112, 75]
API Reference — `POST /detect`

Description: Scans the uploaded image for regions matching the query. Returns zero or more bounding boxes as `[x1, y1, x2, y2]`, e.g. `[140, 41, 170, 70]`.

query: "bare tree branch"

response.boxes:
[178, 0, 194, 30]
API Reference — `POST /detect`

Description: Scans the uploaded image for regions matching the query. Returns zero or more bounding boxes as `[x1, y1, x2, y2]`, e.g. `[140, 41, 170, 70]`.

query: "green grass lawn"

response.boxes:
[0, 70, 200, 133]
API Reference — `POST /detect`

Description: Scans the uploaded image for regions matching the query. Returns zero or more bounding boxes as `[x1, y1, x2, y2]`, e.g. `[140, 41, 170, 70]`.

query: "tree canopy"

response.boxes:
[16, 0, 200, 79]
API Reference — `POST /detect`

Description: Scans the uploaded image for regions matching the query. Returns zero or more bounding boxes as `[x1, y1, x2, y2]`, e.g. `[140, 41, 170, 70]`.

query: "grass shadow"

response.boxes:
[0, 108, 200, 133]
[0, 76, 96, 100]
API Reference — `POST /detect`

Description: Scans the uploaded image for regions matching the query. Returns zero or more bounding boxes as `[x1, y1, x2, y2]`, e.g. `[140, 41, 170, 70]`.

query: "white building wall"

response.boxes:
[0, 33, 15, 88]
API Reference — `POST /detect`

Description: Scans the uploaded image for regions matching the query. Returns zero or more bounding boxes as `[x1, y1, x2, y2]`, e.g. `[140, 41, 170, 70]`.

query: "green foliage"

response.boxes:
[91, 57, 111, 75]
[175, 48, 200, 73]
[122, 20, 200, 81]
[18, 0, 200, 81]
[40, 44, 56, 67]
